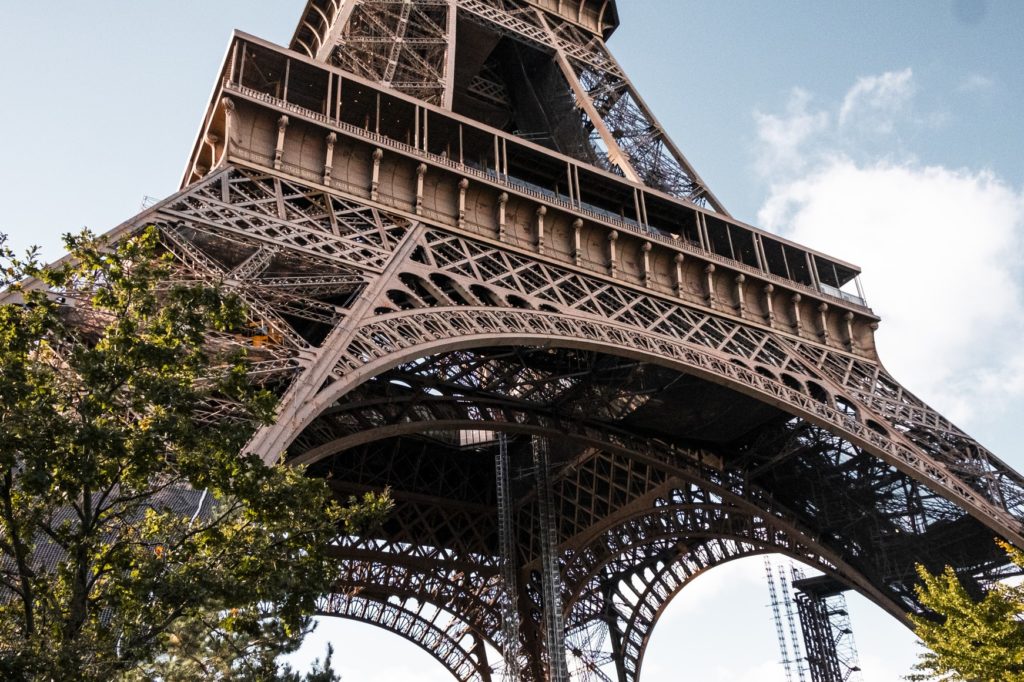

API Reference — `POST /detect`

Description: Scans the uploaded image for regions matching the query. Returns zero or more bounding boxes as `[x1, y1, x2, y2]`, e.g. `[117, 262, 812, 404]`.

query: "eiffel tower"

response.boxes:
[20, 2, 1024, 680]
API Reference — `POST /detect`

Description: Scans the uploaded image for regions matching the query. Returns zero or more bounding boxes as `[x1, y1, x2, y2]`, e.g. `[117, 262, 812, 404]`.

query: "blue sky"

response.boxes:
[2, 1, 1023, 680]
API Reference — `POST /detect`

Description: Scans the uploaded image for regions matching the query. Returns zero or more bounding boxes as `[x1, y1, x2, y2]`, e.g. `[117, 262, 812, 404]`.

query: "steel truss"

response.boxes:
[289, 0, 726, 211]
[21, 163, 1023, 679]
[14, 3, 1024, 679]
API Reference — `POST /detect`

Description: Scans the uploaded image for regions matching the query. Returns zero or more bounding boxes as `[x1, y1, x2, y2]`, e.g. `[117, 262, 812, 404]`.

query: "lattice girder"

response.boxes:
[13, 154, 1024, 679]
[272, 300, 1023, 549]
[286, 0, 723, 208]
[12, 1, 1024, 673]
[318, 592, 493, 681]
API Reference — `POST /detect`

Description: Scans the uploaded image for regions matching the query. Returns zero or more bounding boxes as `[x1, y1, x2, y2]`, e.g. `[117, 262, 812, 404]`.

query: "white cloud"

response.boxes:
[754, 88, 829, 177]
[958, 72, 995, 93]
[754, 70, 1024, 425]
[838, 68, 915, 133]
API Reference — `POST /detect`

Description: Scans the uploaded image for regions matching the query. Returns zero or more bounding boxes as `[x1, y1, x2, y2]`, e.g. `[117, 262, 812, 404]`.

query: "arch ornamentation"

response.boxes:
[317, 592, 492, 682]
[281, 305, 1022, 545]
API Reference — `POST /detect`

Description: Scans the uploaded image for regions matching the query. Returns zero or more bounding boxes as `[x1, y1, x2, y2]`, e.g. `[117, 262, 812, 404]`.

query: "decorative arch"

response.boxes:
[317, 592, 492, 682]
[275, 305, 1020, 546]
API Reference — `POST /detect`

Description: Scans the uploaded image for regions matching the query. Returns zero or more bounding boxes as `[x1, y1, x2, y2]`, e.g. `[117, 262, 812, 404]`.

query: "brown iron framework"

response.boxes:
[10, 2, 1024, 680]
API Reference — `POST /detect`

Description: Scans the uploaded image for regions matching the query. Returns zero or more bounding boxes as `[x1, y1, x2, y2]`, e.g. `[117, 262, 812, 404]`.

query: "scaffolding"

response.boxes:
[495, 434, 523, 681]
[791, 570, 863, 682]
[764, 557, 806, 682]
[533, 436, 570, 681]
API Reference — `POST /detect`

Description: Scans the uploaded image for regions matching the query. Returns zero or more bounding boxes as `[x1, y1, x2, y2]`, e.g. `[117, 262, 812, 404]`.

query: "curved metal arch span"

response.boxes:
[331, 555, 504, 637]
[317, 592, 493, 682]
[295, 403, 908, 626]
[609, 543, 776, 682]
[561, 503, 868, 616]
[278, 306, 1023, 546]
[298, 413, 887, 596]
[561, 494, 913, 682]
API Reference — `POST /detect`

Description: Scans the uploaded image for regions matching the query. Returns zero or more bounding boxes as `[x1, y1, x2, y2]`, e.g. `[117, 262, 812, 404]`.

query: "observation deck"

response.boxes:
[185, 32, 878, 358]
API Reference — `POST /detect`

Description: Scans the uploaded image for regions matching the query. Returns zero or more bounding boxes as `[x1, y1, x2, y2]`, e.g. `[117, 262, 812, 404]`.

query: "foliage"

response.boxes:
[0, 230, 391, 681]
[908, 540, 1024, 681]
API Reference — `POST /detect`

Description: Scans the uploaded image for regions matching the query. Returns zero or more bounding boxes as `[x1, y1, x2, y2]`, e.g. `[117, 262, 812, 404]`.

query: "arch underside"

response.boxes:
[290, 344, 1015, 680]
[38, 165, 1024, 681]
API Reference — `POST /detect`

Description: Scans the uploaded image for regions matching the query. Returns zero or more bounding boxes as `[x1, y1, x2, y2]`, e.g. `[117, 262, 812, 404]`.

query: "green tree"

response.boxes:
[0, 229, 391, 681]
[909, 540, 1024, 681]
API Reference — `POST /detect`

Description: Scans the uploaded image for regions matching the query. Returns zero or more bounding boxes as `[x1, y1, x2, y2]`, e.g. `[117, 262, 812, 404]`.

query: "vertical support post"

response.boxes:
[221, 97, 235, 159]
[229, 41, 240, 85]
[641, 242, 652, 288]
[371, 148, 383, 201]
[807, 253, 821, 290]
[282, 57, 291, 101]
[325, 69, 333, 118]
[791, 294, 803, 335]
[415, 105, 421, 150]
[443, 0, 458, 109]
[536, 206, 547, 254]
[237, 41, 247, 86]
[498, 192, 508, 241]
[532, 436, 569, 682]
[458, 178, 469, 228]
[495, 434, 523, 682]
[607, 230, 619, 277]
[818, 302, 830, 342]
[415, 163, 427, 216]
[323, 132, 336, 186]
[764, 283, 777, 327]
[335, 75, 343, 125]
[704, 263, 717, 308]
[572, 219, 583, 266]
[735, 274, 747, 317]
[274, 115, 289, 170]
[844, 311, 856, 351]
[674, 253, 685, 296]
[754, 234, 767, 272]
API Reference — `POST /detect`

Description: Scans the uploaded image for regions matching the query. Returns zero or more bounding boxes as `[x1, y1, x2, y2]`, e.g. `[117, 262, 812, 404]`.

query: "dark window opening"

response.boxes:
[706, 218, 734, 259]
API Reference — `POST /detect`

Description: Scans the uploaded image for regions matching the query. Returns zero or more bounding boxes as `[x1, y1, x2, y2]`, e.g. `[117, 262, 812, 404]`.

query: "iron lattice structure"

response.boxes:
[11, 2, 1024, 680]
[792, 571, 864, 682]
